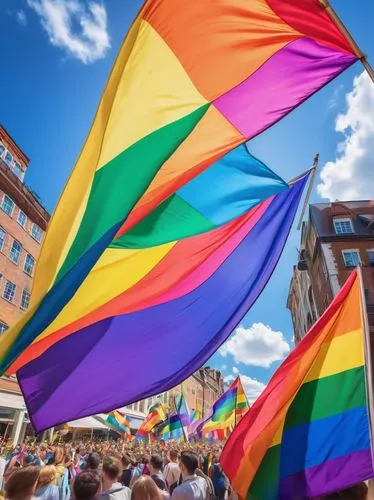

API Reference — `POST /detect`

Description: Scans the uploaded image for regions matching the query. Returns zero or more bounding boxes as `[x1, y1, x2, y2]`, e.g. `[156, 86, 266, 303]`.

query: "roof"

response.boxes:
[309, 201, 374, 237]
[0, 125, 30, 165]
[67, 416, 108, 429]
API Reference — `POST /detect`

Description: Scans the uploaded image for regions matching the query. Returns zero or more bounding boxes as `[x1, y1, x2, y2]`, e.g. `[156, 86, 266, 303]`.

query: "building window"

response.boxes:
[12, 161, 23, 180]
[9, 240, 22, 264]
[31, 223, 42, 243]
[21, 289, 30, 310]
[3, 280, 16, 303]
[0, 321, 8, 334]
[4, 151, 13, 166]
[1, 195, 14, 216]
[333, 218, 354, 234]
[368, 250, 374, 266]
[342, 250, 360, 268]
[0, 145, 4, 157]
[17, 210, 27, 228]
[24, 254, 35, 275]
[0, 227, 5, 252]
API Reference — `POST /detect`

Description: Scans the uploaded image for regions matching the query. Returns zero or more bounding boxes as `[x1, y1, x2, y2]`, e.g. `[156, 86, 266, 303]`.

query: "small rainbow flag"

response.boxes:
[199, 377, 249, 436]
[105, 410, 130, 435]
[222, 270, 374, 499]
[137, 402, 166, 438]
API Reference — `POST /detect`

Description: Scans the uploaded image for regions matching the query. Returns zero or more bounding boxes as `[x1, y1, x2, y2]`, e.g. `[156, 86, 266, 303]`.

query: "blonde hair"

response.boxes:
[131, 476, 162, 500]
[37, 466, 57, 487]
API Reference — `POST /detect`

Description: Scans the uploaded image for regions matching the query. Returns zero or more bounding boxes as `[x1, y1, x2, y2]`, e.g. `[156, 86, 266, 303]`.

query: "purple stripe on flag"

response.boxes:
[18, 176, 307, 432]
[279, 448, 374, 498]
[214, 37, 356, 140]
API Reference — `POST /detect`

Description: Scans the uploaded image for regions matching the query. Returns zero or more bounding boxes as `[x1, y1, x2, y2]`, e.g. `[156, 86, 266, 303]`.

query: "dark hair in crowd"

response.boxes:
[5, 466, 40, 500]
[150, 454, 163, 471]
[85, 452, 101, 471]
[169, 449, 179, 461]
[121, 453, 132, 467]
[102, 455, 122, 480]
[74, 471, 101, 500]
[180, 452, 198, 475]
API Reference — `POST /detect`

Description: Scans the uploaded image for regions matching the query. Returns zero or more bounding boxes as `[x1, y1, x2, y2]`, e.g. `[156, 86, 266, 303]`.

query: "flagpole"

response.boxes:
[357, 266, 374, 466]
[296, 153, 319, 230]
[320, 0, 374, 83]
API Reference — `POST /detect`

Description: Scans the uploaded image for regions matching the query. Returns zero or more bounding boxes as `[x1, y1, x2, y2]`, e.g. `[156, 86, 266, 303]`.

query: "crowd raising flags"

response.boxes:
[222, 270, 374, 499]
[0, 0, 367, 435]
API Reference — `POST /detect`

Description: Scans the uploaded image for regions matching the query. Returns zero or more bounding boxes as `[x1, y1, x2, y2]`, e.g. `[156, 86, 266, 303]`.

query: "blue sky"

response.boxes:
[2, 0, 374, 402]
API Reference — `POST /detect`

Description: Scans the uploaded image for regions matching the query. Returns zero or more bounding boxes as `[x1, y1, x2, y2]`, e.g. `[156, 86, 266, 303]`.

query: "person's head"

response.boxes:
[102, 455, 121, 483]
[85, 452, 101, 471]
[131, 476, 162, 500]
[121, 453, 131, 468]
[179, 452, 198, 479]
[5, 466, 40, 500]
[74, 471, 101, 500]
[149, 454, 163, 474]
[36, 465, 57, 489]
[169, 449, 179, 462]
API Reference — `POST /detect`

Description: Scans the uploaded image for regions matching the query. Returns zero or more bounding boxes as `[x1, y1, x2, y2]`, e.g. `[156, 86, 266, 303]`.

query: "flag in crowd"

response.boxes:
[104, 411, 131, 435]
[158, 414, 185, 443]
[136, 403, 167, 439]
[0, 0, 360, 432]
[222, 270, 374, 499]
[197, 377, 249, 439]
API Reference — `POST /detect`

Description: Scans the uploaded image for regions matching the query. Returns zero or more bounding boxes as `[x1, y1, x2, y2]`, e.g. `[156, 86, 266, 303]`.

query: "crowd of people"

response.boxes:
[0, 438, 370, 500]
[0, 438, 236, 500]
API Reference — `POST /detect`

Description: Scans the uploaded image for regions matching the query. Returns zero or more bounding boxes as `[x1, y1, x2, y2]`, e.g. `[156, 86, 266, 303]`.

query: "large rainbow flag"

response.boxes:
[0, 0, 358, 431]
[198, 377, 249, 438]
[221, 270, 374, 499]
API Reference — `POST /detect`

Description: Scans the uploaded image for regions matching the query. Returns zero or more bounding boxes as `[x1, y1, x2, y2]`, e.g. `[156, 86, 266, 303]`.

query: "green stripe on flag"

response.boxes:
[247, 444, 280, 500]
[57, 104, 209, 281]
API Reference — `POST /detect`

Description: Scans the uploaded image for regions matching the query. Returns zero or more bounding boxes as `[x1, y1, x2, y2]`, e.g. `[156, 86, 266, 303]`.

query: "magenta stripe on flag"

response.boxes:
[213, 37, 356, 140]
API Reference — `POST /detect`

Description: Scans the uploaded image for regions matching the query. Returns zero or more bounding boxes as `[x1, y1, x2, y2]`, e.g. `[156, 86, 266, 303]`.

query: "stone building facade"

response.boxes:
[288, 201, 374, 343]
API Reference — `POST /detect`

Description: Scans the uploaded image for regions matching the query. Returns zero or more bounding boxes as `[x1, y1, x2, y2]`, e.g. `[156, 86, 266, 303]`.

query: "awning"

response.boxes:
[67, 416, 108, 429]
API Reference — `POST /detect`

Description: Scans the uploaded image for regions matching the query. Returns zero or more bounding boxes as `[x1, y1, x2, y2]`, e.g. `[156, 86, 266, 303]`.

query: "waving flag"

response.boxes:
[18, 174, 308, 431]
[159, 414, 185, 443]
[1, 0, 357, 381]
[137, 403, 167, 439]
[198, 377, 249, 437]
[105, 411, 130, 435]
[222, 270, 374, 499]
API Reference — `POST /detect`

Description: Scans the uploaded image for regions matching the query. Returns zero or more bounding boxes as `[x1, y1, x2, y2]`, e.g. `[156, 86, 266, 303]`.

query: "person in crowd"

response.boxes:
[149, 455, 167, 492]
[163, 450, 180, 494]
[195, 468, 214, 500]
[210, 456, 227, 499]
[131, 476, 163, 500]
[119, 454, 132, 488]
[5, 466, 40, 500]
[99, 455, 131, 500]
[52, 446, 66, 484]
[85, 453, 102, 473]
[171, 452, 206, 500]
[34, 465, 59, 500]
[74, 471, 101, 500]
[141, 457, 151, 476]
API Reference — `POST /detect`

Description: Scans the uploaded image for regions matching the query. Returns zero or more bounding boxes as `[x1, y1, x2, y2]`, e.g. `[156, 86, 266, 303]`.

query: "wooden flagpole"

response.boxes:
[357, 266, 374, 469]
[320, 0, 374, 83]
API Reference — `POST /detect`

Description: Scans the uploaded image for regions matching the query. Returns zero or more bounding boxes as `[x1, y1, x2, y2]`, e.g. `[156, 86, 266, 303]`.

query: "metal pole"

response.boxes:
[320, 0, 374, 83]
[358, 266, 374, 467]
[296, 154, 319, 230]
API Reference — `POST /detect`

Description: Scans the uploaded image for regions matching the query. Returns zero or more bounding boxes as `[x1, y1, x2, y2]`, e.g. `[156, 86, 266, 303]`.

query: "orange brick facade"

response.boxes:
[0, 125, 50, 330]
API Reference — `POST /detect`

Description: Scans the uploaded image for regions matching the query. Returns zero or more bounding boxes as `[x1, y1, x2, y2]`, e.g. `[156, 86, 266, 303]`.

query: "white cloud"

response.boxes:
[27, 0, 111, 63]
[220, 364, 227, 371]
[318, 72, 374, 201]
[328, 84, 343, 110]
[232, 366, 239, 375]
[224, 373, 265, 405]
[220, 322, 290, 368]
[16, 10, 27, 26]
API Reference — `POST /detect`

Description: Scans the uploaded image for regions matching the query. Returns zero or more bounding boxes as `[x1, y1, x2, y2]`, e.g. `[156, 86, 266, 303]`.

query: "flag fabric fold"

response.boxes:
[18, 175, 308, 432]
[1, 0, 357, 380]
[137, 403, 166, 439]
[221, 270, 374, 499]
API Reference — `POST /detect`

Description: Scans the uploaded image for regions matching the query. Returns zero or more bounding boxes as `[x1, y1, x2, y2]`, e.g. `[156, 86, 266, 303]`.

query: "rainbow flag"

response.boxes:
[2, 0, 356, 432]
[159, 414, 185, 442]
[191, 402, 202, 423]
[199, 377, 249, 436]
[105, 411, 130, 435]
[137, 403, 166, 438]
[222, 270, 374, 499]
[18, 174, 307, 432]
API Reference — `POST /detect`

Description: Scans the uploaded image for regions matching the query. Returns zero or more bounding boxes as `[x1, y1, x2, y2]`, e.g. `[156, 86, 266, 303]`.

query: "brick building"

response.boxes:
[288, 201, 374, 343]
[0, 125, 50, 331]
